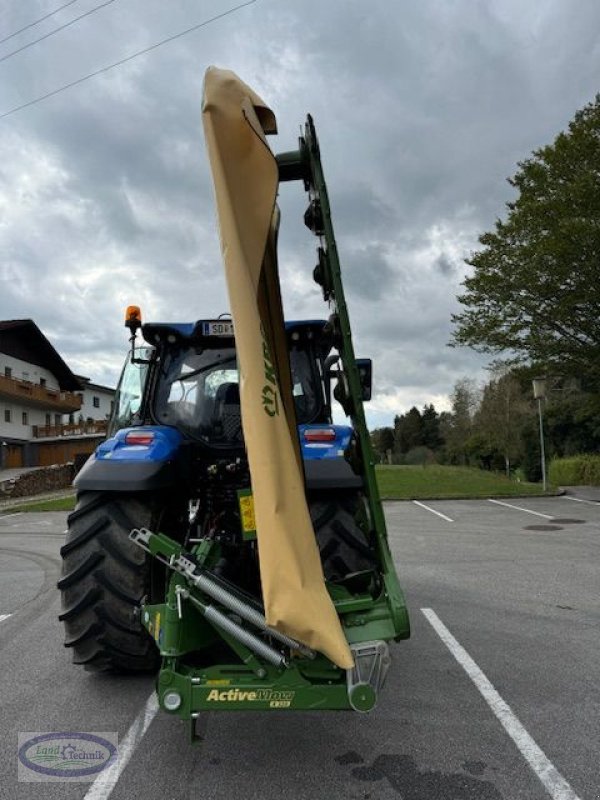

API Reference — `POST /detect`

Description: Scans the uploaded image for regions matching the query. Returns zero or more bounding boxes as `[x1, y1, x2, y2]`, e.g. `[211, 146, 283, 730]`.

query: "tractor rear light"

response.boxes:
[124, 431, 155, 446]
[303, 428, 337, 443]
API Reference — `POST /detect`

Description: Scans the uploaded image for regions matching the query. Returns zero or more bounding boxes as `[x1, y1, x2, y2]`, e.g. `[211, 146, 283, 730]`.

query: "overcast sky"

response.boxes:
[1, 0, 599, 428]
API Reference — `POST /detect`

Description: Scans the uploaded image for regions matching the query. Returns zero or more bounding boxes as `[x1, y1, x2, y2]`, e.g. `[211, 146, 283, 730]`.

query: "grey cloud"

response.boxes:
[1, 0, 599, 423]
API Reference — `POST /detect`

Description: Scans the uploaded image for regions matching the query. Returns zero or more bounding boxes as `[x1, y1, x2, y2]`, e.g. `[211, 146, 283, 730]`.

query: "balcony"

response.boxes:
[32, 420, 108, 439]
[0, 374, 82, 413]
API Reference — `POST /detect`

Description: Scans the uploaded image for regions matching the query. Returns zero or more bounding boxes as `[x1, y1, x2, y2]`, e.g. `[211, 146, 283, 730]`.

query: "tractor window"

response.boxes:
[289, 347, 321, 424]
[108, 347, 153, 436]
[154, 346, 241, 446]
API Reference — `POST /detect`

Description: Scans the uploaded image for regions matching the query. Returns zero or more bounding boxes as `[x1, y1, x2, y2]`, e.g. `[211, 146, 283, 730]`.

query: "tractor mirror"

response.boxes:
[356, 359, 372, 402]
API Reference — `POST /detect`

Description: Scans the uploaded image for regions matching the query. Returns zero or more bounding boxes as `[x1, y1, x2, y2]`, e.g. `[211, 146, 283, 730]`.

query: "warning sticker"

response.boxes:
[238, 490, 256, 540]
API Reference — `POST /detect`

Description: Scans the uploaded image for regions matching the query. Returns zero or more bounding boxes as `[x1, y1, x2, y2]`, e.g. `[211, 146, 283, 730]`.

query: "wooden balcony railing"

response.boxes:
[32, 420, 108, 439]
[0, 374, 82, 413]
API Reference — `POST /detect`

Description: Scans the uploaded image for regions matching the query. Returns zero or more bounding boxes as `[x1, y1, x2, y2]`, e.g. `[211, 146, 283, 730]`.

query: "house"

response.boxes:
[70, 377, 115, 424]
[0, 320, 112, 469]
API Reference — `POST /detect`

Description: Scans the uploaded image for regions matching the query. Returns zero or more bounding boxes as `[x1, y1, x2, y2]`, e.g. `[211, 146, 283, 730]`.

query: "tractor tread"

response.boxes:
[58, 586, 101, 621]
[57, 551, 105, 590]
[60, 515, 109, 557]
[58, 491, 162, 674]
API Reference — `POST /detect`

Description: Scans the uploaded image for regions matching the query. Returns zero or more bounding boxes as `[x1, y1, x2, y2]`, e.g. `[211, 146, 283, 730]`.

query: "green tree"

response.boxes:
[394, 407, 423, 458]
[443, 378, 480, 464]
[421, 403, 443, 450]
[451, 95, 600, 384]
[473, 369, 530, 475]
[370, 426, 394, 463]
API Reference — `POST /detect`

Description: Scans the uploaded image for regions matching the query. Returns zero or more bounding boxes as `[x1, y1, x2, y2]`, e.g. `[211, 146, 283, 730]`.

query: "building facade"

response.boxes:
[0, 320, 113, 469]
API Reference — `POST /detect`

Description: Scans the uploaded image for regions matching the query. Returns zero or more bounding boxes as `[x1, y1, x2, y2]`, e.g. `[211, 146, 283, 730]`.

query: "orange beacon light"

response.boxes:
[125, 305, 142, 333]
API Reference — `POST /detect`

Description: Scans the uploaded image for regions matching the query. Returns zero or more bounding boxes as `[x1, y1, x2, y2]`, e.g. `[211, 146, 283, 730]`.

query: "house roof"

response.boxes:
[75, 376, 116, 394]
[0, 319, 82, 391]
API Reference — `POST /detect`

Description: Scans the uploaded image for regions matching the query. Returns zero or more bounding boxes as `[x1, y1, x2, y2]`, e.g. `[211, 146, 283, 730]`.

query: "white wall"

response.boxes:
[0, 401, 62, 442]
[0, 353, 60, 390]
[76, 387, 114, 422]
[0, 354, 66, 442]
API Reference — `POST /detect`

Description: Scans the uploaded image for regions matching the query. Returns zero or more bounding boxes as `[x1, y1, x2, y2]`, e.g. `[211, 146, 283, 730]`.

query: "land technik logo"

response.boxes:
[18, 732, 117, 782]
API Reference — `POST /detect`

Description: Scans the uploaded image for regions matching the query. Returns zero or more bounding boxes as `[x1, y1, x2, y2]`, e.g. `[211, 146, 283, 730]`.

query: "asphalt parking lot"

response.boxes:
[0, 492, 598, 800]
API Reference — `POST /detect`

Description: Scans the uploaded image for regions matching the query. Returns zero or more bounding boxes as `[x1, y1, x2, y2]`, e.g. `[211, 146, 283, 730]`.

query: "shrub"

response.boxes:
[549, 454, 600, 486]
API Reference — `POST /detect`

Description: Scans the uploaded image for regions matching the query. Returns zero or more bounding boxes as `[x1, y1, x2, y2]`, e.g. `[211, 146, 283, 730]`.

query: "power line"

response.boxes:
[0, 0, 81, 46]
[0, 0, 117, 65]
[1, 0, 257, 120]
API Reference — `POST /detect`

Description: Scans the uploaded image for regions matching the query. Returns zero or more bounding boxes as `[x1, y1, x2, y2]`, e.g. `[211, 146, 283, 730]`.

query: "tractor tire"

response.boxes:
[58, 491, 163, 673]
[309, 495, 377, 583]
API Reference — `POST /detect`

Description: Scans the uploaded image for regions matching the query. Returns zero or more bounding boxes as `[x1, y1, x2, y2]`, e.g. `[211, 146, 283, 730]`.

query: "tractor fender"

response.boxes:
[75, 426, 183, 492]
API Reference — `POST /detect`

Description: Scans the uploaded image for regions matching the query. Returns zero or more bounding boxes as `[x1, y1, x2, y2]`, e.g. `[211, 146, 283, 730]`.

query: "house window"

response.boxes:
[93, 396, 100, 409]
[22, 372, 30, 382]
[4, 409, 10, 423]
[22, 411, 28, 425]
[45, 414, 51, 427]
[55, 414, 61, 427]
[4, 366, 11, 378]
[40, 378, 47, 387]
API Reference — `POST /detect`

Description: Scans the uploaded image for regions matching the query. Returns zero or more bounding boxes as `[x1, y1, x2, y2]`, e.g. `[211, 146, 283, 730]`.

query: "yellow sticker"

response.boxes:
[206, 679, 231, 686]
[154, 612, 161, 642]
[239, 494, 256, 534]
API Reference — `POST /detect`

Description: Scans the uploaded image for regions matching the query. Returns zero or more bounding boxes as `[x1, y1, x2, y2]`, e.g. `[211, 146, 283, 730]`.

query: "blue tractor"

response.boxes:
[59, 77, 409, 727]
[59, 314, 377, 672]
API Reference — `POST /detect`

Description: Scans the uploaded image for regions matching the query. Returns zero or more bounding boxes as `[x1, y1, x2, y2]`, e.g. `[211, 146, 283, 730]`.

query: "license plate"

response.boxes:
[202, 321, 234, 337]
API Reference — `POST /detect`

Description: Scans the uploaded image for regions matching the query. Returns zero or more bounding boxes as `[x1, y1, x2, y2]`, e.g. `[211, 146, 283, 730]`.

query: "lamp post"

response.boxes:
[532, 377, 547, 491]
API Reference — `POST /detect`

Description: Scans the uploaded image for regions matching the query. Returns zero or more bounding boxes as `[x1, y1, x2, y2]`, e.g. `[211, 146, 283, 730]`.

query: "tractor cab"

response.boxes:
[109, 315, 339, 446]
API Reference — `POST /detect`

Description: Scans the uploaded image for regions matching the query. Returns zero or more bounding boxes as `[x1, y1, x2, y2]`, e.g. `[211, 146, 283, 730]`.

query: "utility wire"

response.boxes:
[0, 0, 81, 46]
[0, 0, 117, 65]
[0, 0, 257, 120]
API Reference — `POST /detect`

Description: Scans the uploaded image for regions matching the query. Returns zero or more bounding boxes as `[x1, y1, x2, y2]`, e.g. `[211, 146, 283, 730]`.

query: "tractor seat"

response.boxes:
[213, 382, 242, 441]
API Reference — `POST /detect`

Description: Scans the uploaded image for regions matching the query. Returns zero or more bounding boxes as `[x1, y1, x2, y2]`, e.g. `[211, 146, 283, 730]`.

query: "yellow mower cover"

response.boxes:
[202, 67, 353, 669]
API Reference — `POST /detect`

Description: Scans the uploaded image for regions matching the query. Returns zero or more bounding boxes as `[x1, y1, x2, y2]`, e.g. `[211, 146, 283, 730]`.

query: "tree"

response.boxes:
[442, 378, 480, 464]
[370, 426, 394, 462]
[421, 403, 443, 450]
[473, 369, 530, 475]
[394, 407, 423, 457]
[451, 95, 600, 384]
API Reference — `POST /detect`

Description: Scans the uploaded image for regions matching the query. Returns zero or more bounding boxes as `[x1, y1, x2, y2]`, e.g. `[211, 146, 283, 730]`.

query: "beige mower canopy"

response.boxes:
[201, 66, 353, 669]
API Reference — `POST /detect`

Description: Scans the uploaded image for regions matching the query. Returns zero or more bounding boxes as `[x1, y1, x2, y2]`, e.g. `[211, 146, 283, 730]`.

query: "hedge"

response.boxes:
[548, 454, 600, 486]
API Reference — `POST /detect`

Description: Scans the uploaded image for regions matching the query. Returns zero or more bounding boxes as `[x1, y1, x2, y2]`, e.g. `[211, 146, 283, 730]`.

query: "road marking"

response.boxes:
[421, 608, 581, 800]
[84, 692, 159, 799]
[562, 496, 600, 507]
[412, 500, 454, 522]
[0, 614, 11, 623]
[488, 499, 552, 519]
[0, 512, 22, 520]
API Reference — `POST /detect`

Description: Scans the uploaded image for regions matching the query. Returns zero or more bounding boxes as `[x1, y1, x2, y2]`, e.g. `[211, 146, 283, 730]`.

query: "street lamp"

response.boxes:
[532, 377, 547, 491]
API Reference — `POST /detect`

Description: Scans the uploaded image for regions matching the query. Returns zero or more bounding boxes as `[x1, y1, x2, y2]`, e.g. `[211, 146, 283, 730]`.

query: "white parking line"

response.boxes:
[488, 499, 552, 519]
[412, 500, 454, 522]
[84, 692, 159, 799]
[0, 614, 11, 623]
[421, 608, 581, 800]
[563, 496, 600, 507]
[0, 512, 22, 520]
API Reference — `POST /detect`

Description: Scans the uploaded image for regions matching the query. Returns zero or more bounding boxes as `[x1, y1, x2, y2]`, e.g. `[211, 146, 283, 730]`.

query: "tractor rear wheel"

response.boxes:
[58, 491, 164, 673]
[309, 494, 377, 583]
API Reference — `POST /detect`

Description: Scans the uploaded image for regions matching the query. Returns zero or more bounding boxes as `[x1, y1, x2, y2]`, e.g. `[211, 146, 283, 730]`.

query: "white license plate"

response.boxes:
[203, 321, 234, 337]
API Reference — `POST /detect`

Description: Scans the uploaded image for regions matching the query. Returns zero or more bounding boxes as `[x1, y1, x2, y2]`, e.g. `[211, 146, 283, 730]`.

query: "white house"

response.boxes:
[70, 378, 115, 424]
[0, 320, 113, 469]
